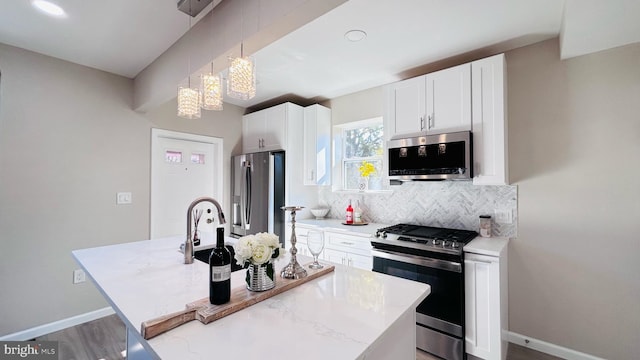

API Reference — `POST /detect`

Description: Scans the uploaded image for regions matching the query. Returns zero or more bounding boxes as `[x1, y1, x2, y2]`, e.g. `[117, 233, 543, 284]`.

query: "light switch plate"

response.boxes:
[117, 192, 132, 205]
[73, 269, 86, 284]
[494, 209, 513, 224]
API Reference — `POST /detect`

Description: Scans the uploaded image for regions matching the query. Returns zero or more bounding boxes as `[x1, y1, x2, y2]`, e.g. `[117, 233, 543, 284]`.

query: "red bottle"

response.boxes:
[345, 200, 354, 224]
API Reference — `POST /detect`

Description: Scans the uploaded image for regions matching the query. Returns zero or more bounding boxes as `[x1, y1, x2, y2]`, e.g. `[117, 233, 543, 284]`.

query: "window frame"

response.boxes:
[332, 117, 386, 192]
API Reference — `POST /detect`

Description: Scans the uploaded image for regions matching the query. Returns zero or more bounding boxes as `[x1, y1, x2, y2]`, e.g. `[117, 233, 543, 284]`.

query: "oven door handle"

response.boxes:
[371, 249, 462, 273]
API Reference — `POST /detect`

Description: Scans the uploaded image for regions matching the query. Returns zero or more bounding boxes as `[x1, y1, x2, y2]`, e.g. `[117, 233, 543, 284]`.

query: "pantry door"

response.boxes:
[150, 129, 223, 239]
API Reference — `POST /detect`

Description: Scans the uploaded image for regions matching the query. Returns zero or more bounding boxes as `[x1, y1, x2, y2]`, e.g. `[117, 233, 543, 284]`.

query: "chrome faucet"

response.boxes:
[185, 197, 226, 264]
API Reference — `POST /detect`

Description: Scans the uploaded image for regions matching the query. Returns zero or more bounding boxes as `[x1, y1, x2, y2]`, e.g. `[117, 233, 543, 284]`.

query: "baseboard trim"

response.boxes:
[0, 307, 115, 341]
[508, 331, 605, 360]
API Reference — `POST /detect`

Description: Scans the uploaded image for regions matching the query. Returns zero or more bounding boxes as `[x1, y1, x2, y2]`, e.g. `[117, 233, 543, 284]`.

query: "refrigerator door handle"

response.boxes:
[243, 161, 252, 230]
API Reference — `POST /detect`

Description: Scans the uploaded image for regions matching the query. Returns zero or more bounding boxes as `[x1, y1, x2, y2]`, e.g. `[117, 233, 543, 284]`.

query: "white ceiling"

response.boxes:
[0, 0, 638, 110]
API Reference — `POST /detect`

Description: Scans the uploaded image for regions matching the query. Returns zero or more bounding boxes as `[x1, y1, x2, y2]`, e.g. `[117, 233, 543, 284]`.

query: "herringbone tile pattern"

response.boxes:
[320, 182, 517, 237]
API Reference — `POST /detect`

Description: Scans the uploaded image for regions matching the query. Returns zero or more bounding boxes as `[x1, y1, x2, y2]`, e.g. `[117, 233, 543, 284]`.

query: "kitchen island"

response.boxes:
[72, 234, 430, 359]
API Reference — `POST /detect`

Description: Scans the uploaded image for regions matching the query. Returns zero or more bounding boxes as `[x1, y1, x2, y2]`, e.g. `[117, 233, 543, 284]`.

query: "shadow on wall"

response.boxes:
[506, 41, 572, 184]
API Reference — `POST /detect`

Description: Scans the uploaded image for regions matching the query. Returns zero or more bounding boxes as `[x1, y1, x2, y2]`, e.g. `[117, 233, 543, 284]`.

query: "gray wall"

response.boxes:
[506, 39, 639, 359]
[323, 39, 640, 359]
[0, 43, 243, 336]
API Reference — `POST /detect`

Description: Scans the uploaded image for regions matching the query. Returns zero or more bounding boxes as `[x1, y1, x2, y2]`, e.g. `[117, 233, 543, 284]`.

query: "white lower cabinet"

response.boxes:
[285, 224, 373, 271]
[464, 251, 508, 360]
[323, 230, 373, 270]
[323, 248, 371, 269]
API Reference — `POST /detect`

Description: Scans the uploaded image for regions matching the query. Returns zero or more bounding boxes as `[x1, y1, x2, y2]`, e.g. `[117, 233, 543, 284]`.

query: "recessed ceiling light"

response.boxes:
[32, 0, 66, 18]
[344, 30, 367, 42]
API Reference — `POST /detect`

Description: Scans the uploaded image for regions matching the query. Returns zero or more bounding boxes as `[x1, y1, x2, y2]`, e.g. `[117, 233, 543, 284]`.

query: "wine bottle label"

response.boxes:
[211, 264, 231, 282]
[346, 212, 353, 222]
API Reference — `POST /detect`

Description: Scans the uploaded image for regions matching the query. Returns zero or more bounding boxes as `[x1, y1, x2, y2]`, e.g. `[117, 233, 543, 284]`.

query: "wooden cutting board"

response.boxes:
[141, 263, 335, 340]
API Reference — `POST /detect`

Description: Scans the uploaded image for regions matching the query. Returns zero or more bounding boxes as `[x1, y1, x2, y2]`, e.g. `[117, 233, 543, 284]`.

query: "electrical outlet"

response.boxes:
[494, 209, 513, 224]
[116, 192, 132, 205]
[73, 269, 86, 284]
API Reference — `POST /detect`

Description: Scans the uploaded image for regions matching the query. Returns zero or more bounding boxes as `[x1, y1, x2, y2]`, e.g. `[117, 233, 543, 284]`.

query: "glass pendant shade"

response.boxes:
[227, 56, 256, 100]
[177, 86, 201, 119]
[201, 73, 223, 110]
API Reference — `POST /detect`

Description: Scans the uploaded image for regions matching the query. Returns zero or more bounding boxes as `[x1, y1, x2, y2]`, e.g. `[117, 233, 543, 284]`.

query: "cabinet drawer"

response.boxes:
[324, 231, 372, 254]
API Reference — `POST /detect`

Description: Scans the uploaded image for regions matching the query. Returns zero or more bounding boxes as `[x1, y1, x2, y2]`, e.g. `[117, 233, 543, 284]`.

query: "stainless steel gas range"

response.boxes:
[371, 224, 478, 360]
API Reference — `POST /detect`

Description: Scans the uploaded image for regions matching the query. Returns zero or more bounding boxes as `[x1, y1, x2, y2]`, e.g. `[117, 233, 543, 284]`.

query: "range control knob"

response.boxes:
[442, 240, 450, 247]
[381, 231, 387, 238]
[432, 239, 441, 245]
[451, 241, 460, 249]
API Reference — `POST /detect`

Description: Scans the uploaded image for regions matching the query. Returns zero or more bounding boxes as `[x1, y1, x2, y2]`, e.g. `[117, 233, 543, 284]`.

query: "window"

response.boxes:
[338, 118, 384, 191]
[165, 150, 182, 163]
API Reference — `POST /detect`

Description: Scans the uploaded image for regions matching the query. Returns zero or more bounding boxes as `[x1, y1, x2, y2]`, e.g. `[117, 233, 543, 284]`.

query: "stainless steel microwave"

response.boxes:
[387, 131, 473, 181]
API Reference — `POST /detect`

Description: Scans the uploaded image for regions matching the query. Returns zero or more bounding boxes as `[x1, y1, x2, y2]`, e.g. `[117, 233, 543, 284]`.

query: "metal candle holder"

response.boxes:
[280, 206, 307, 279]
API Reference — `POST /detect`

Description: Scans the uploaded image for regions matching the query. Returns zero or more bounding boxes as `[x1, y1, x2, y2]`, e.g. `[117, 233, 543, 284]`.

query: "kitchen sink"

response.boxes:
[194, 245, 245, 272]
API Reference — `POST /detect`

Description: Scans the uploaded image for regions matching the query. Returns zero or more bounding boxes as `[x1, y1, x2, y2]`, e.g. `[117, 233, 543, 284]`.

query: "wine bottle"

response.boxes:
[209, 227, 231, 305]
[354, 200, 362, 223]
[346, 200, 354, 224]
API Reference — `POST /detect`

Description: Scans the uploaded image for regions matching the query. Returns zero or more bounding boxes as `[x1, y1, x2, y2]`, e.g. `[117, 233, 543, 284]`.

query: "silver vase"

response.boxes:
[246, 263, 275, 291]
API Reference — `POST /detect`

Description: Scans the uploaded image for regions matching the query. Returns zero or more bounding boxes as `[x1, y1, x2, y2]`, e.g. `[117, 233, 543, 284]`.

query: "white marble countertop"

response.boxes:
[292, 218, 392, 236]
[464, 236, 510, 257]
[72, 235, 429, 360]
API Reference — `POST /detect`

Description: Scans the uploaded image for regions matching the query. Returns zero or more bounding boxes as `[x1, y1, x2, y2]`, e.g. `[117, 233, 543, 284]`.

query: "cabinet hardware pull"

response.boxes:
[340, 241, 355, 246]
[420, 116, 425, 131]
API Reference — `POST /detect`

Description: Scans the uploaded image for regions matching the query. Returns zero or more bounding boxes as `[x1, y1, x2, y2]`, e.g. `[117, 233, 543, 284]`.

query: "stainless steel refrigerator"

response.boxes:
[230, 151, 286, 246]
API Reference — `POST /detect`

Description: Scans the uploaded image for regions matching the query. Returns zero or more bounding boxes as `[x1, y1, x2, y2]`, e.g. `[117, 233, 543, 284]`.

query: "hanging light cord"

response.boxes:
[187, 1, 192, 87]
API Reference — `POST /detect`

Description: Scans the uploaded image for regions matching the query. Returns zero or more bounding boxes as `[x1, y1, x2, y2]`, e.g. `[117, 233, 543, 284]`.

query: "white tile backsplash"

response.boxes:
[318, 181, 517, 237]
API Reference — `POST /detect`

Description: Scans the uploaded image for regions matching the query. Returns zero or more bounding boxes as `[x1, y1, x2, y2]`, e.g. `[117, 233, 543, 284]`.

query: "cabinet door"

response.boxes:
[426, 63, 471, 134]
[472, 54, 508, 185]
[465, 254, 501, 360]
[242, 111, 265, 153]
[323, 248, 346, 266]
[387, 76, 426, 139]
[303, 105, 331, 185]
[346, 252, 372, 270]
[261, 104, 287, 151]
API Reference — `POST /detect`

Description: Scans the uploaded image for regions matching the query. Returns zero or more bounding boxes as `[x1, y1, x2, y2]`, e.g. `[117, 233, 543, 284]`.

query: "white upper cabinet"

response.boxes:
[426, 63, 472, 134]
[385, 64, 471, 140]
[386, 76, 426, 139]
[471, 54, 508, 185]
[303, 104, 331, 186]
[242, 110, 265, 153]
[242, 103, 289, 153]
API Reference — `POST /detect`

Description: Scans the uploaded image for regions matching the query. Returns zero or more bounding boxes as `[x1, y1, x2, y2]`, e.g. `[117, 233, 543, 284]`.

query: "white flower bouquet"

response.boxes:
[234, 233, 285, 288]
[234, 232, 284, 266]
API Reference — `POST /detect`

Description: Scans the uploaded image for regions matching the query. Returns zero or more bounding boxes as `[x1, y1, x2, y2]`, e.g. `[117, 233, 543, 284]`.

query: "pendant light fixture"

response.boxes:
[177, 2, 201, 119]
[201, 65, 224, 111]
[227, 0, 256, 100]
[177, 81, 201, 118]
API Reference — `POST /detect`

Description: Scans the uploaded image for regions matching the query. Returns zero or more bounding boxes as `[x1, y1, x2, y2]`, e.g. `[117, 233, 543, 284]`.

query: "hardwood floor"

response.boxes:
[36, 315, 562, 360]
[35, 315, 126, 360]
